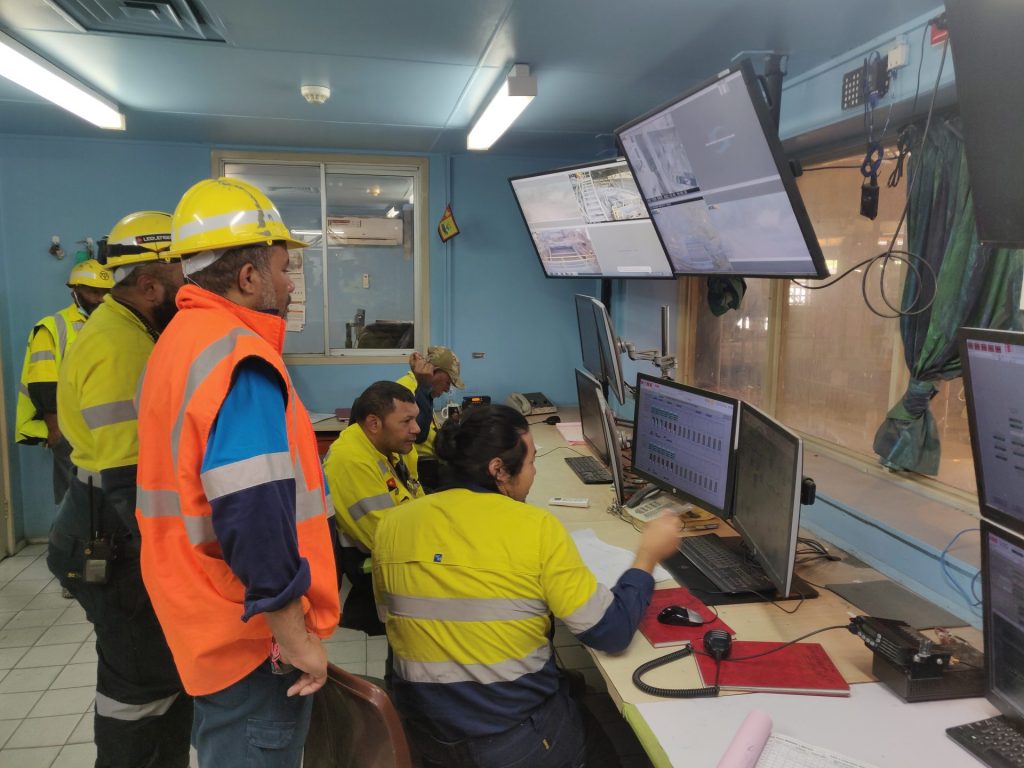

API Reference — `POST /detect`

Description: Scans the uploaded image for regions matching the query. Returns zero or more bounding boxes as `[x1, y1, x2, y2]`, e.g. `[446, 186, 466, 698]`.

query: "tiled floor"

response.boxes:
[0, 543, 650, 767]
[0, 544, 389, 768]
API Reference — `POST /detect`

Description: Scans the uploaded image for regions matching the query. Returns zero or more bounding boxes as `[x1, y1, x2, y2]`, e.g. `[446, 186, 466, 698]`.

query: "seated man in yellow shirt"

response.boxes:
[396, 346, 463, 490]
[323, 380, 425, 633]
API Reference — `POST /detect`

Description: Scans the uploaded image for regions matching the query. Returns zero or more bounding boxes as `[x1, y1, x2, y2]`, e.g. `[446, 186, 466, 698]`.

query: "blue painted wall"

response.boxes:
[1, 136, 593, 540]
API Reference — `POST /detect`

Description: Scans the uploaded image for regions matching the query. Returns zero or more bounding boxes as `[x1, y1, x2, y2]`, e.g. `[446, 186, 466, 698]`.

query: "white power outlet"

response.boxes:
[362, 273, 369, 289]
[887, 35, 910, 70]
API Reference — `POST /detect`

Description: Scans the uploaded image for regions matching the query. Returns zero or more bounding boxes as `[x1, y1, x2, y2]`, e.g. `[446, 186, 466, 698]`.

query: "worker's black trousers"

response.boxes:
[47, 478, 193, 767]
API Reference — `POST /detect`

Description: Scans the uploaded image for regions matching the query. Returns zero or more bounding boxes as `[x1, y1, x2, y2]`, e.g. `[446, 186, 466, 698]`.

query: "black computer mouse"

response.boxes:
[657, 605, 706, 627]
[544, 415, 561, 425]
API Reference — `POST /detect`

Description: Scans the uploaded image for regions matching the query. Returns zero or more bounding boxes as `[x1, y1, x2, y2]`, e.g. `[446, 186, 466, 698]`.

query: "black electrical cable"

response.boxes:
[698, 624, 850, 663]
[631, 645, 722, 698]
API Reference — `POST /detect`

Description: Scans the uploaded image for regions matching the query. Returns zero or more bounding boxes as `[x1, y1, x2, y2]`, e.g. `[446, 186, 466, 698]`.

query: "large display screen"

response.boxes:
[982, 521, 1024, 723]
[960, 328, 1024, 535]
[615, 60, 828, 278]
[509, 159, 674, 278]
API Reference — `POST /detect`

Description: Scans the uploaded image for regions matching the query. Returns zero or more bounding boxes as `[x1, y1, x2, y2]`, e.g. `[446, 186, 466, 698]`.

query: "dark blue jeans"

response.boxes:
[405, 684, 587, 768]
[192, 661, 313, 768]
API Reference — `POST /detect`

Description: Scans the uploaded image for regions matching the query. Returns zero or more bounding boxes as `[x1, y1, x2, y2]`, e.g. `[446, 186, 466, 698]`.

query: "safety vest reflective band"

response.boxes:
[323, 422, 423, 553]
[15, 304, 85, 443]
[396, 371, 437, 458]
[57, 296, 151, 473]
[135, 285, 339, 696]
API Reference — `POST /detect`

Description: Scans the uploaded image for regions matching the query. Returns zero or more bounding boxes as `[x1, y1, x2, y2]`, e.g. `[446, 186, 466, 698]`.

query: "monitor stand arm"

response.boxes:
[618, 305, 676, 380]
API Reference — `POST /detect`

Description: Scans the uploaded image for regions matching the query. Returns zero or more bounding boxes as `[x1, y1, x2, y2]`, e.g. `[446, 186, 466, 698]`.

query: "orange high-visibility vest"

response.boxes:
[135, 285, 339, 696]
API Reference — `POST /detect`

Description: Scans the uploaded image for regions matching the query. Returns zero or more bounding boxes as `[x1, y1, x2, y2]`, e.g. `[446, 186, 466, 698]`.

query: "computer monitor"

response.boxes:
[730, 402, 803, 597]
[603, 404, 626, 506]
[574, 294, 627, 405]
[509, 159, 675, 278]
[631, 372, 738, 518]
[980, 520, 1024, 726]
[946, 0, 1024, 247]
[959, 328, 1024, 536]
[615, 59, 828, 278]
[576, 368, 610, 465]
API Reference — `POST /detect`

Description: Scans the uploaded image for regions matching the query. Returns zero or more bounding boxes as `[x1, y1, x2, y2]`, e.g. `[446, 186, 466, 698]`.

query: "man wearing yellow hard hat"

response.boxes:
[14, 259, 113, 505]
[135, 178, 339, 767]
[48, 211, 192, 766]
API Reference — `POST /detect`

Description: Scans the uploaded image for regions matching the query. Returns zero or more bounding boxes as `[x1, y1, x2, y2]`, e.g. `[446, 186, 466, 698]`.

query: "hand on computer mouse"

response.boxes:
[657, 605, 706, 627]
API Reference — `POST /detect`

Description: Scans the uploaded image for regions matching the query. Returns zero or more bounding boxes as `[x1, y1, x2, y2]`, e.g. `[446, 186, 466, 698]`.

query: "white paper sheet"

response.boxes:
[570, 528, 670, 586]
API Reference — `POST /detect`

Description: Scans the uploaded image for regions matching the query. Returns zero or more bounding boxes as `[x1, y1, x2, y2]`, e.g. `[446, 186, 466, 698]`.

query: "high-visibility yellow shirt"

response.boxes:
[396, 370, 437, 458]
[372, 487, 640, 739]
[323, 422, 423, 553]
[58, 295, 155, 473]
[15, 304, 85, 443]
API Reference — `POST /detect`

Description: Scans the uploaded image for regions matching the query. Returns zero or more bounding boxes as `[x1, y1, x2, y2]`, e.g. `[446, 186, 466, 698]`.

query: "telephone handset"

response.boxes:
[506, 392, 557, 416]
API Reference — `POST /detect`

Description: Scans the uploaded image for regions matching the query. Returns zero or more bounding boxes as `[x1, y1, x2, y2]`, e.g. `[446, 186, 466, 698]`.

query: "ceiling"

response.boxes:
[0, 0, 941, 157]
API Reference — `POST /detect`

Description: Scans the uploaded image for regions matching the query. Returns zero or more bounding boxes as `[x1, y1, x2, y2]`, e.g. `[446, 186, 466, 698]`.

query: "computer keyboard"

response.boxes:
[677, 534, 775, 594]
[948, 716, 1024, 768]
[564, 455, 612, 484]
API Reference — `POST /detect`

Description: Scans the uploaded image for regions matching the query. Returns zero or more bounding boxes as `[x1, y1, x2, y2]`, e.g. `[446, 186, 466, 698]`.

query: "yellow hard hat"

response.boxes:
[67, 259, 115, 289]
[168, 177, 306, 259]
[99, 211, 177, 272]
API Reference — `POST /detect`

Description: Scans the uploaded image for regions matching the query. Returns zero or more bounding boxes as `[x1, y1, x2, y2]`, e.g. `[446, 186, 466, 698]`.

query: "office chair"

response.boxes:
[304, 663, 412, 768]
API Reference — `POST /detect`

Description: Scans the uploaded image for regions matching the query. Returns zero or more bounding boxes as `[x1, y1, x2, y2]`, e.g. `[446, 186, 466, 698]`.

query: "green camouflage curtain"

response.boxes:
[873, 117, 1023, 475]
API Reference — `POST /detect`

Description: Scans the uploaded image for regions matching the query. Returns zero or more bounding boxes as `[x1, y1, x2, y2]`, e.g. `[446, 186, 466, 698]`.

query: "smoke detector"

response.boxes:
[300, 85, 331, 105]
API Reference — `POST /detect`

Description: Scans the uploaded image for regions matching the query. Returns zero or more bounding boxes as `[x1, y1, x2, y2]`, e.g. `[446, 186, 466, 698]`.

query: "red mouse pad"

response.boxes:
[638, 587, 733, 648]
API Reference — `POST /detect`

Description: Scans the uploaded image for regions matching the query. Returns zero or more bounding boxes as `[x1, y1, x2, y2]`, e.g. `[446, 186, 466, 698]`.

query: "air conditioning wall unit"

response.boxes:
[327, 216, 404, 246]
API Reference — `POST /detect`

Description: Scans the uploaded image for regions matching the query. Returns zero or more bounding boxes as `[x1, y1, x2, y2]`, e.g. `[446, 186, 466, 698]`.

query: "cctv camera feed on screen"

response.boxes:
[616, 61, 828, 278]
[982, 523, 1024, 721]
[509, 159, 674, 278]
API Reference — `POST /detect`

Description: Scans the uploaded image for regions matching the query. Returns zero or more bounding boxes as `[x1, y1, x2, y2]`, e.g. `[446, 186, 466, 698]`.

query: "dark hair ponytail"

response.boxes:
[435, 404, 529, 492]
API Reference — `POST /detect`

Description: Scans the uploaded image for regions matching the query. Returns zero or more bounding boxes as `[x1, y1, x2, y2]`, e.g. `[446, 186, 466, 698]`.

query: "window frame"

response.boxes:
[212, 149, 429, 365]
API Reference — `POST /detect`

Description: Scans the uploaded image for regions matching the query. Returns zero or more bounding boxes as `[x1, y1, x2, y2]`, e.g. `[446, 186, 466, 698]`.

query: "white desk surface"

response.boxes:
[528, 417, 989, 767]
[637, 682, 998, 767]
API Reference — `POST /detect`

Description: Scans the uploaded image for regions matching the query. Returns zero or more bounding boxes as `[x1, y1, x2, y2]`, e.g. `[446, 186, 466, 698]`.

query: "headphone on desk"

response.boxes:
[632, 629, 733, 699]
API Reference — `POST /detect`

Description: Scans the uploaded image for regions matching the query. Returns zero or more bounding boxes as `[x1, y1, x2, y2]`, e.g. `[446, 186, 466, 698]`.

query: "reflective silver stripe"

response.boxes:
[74, 466, 102, 485]
[292, 436, 327, 524]
[184, 515, 216, 546]
[72, 321, 84, 332]
[560, 585, 615, 635]
[348, 492, 394, 522]
[386, 594, 548, 623]
[201, 451, 293, 501]
[376, 459, 389, 475]
[137, 488, 181, 518]
[95, 690, 180, 721]
[54, 313, 69, 357]
[170, 328, 257, 466]
[29, 351, 56, 362]
[394, 644, 552, 685]
[81, 399, 137, 429]
[177, 206, 283, 241]
[19, 383, 30, 397]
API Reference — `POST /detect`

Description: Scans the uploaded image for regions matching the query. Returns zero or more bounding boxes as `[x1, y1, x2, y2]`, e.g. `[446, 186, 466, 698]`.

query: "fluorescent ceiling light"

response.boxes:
[0, 30, 124, 130]
[467, 64, 536, 151]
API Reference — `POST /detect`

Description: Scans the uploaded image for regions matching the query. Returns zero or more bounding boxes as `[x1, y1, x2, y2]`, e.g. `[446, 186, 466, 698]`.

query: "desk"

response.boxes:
[527, 419, 988, 768]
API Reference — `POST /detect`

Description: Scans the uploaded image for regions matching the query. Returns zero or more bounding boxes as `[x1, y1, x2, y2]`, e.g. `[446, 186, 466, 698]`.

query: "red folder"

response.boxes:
[638, 587, 734, 648]
[695, 640, 850, 696]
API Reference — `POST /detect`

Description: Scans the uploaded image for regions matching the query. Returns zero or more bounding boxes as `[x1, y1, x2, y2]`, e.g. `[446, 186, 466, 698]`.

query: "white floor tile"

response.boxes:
[366, 636, 389, 662]
[0, 690, 45, 719]
[66, 713, 92, 745]
[0, 646, 30, 670]
[28, 687, 95, 717]
[54, 605, 87, 626]
[329, 627, 368, 643]
[0, 559, 33, 584]
[0, 718, 19, 749]
[0, 581, 52, 598]
[15, 563, 56, 582]
[5, 611, 64, 631]
[0, 666, 61, 694]
[16, 644, 79, 669]
[68, 644, 96, 666]
[24, 594, 71, 612]
[15, 545, 48, 558]
[326, 642, 366, 665]
[6, 713, 79, 748]
[0, 611, 16, 631]
[52, 741, 96, 768]
[49, 664, 94, 690]
[0, 745, 61, 767]
[366, 661, 387, 679]
[0, 595, 35, 613]
[0, 628, 47, 650]
[35, 625, 92, 647]
[335, 661, 366, 676]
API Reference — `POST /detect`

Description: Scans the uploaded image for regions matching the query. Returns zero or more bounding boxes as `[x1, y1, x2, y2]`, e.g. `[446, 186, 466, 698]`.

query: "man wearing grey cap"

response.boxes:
[397, 346, 463, 489]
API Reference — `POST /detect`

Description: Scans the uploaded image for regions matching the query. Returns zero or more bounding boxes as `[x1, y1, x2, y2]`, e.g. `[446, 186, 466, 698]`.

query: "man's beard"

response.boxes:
[151, 277, 181, 331]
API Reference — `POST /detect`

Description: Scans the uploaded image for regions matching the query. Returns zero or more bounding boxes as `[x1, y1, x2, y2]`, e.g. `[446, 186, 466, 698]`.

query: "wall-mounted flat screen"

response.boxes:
[510, 159, 674, 278]
[615, 59, 829, 278]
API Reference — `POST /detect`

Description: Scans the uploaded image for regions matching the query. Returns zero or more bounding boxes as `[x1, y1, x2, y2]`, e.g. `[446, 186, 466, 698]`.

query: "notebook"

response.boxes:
[638, 586, 734, 648]
[696, 640, 849, 696]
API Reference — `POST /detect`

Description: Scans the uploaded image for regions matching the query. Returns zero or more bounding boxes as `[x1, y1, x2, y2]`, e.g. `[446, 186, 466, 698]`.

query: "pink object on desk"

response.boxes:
[717, 710, 773, 768]
[555, 421, 585, 444]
